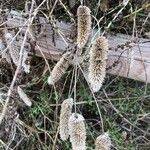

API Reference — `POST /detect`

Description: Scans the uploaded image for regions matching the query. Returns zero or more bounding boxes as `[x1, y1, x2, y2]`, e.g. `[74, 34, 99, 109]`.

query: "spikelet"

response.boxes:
[0, 38, 11, 64]
[77, 5, 91, 49]
[69, 113, 86, 150]
[48, 52, 72, 85]
[59, 98, 73, 141]
[88, 36, 108, 92]
[4, 32, 30, 73]
[17, 86, 32, 106]
[95, 132, 111, 150]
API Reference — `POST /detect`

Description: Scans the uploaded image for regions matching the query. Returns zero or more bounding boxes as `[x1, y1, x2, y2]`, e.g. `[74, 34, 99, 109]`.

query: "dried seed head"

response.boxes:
[100, 0, 109, 12]
[69, 113, 86, 150]
[69, 0, 76, 8]
[5, 32, 19, 66]
[77, 5, 91, 49]
[4, 32, 30, 73]
[1, 50, 11, 64]
[0, 39, 5, 53]
[0, 38, 11, 63]
[88, 36, 108, 92]
[59, 98, 73, 141]
[48, 52, 72, 85]
[17, 86, 32, 106]
[95, 132, 111, 150]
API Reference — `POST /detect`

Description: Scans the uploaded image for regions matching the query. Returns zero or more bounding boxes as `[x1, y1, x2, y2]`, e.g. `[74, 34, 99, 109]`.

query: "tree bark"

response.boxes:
[4, 10, 150, 83]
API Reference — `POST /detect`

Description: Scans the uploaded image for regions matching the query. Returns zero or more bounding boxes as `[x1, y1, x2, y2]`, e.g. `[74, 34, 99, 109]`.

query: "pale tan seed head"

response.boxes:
[48, 52, 72, 85]
[95, 132, 111, 150]
[59, 98, 73, 141]
[77, 5, 91, 49]
[4, 32, 19, 66]
[1, 50, 11, 64]
[88, 36, 108, 92]
[4, 32, 30, 73]
[0, 39, 5, 53]
[69, 113, 86, 150]
[0, 38, 11, 63]
[17, 86, 32, 107]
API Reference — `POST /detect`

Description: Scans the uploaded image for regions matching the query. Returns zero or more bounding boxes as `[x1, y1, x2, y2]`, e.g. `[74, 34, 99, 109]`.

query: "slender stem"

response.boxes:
[74, 54, 78, 116]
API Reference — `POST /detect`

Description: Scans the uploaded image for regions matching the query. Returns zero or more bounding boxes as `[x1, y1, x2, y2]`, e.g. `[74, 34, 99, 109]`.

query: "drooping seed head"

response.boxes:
[59, 98, 73, 141]
[17, 86, 32, 106]
[4, 32, 19, 66]
[95, 132, 111, 150]
[69, 113, 86, 150]
[0, 39, 5, 53]
[48, 52, 72, 85]
[88, 36, 108, 92]
[4, 32, 30, 73]
[77, 5, 91, 49]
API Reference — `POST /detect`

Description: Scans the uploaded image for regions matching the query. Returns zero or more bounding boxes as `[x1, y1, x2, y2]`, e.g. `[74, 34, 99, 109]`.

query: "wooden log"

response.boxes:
[2, 10, 150, 83]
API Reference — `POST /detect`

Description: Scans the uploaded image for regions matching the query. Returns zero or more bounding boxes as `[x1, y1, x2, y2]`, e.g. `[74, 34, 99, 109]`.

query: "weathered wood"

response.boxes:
[3, 10, 150, 83]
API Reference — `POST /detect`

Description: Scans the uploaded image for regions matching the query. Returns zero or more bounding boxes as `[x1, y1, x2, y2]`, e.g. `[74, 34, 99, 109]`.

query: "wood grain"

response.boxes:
[3, 10, 150, 83]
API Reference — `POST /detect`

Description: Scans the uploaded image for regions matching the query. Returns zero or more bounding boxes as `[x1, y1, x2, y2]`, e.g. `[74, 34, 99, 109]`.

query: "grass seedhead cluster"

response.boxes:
[48, 52, 72, 85]
[95, 132, 111, 150]
[4, 32, 19, 66]
[68, 113, 86, 150]
[88, 36, 108, 92]
[77, 5, 91, 50]
[59, 98, 73, 141]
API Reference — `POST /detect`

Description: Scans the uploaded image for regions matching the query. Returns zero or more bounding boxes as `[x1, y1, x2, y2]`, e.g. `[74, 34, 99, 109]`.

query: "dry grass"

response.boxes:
[0, 0, 150, 150]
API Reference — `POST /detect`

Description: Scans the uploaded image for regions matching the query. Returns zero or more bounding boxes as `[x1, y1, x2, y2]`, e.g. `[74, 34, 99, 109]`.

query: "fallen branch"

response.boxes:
[2, 9, 150, 83]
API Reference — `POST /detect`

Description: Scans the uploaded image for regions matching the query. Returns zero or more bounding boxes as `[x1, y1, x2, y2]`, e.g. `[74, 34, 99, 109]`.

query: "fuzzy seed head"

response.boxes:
[0, 39, 5, 53]
[1, 50, 11, 64]
[5, 33, 13, 40]
[59, 98, 73, 141]
[4, 32, 30, 73]
[69, 113, 86, 150]
[95, 132, 111, 150]
[4, 32, 19, 66]
[48, 52, 72, 85]
[77, 5, 91, 49]
[88, 36, 108, 92]
[17, 86, 32, 106]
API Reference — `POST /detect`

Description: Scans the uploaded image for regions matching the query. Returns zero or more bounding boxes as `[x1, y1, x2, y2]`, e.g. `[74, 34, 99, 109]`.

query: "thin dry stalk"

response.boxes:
[0, 0, 35, 124]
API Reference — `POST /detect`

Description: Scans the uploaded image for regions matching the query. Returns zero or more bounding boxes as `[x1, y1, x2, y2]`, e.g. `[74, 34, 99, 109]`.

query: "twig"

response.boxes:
[103, 89, 150, 136]
[123, 3, 150, 19]
[0, 0, 35, 124]
[77, 63, 104, 133]
[48, 95, 150, 107]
